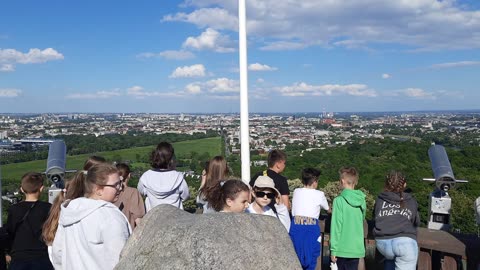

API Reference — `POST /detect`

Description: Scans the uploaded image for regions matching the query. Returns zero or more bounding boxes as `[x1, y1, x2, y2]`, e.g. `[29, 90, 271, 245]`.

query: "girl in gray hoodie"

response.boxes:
[374, 171, 420, 270]
[138, 142, 189, 212]
[52, 164, 131, 270]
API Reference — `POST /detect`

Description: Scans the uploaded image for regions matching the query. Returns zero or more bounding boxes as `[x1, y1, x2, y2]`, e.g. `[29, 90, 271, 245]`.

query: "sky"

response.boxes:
[1, 0, 480, 113]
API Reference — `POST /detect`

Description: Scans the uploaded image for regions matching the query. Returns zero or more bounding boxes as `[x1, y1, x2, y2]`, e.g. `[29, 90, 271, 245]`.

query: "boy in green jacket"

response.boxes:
[330, 167, 366, 270]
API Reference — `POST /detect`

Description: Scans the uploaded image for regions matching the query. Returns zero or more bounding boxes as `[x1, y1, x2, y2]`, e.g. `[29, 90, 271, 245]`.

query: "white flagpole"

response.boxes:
[238, 0, 251, 184]
[0, 158, 2, 227]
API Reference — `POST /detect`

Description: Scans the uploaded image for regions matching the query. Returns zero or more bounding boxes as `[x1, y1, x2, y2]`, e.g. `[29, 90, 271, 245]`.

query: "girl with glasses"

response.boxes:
[51, 163, 131, 270]
[43, 156, 107, 263]
[246, 176, 290, 231]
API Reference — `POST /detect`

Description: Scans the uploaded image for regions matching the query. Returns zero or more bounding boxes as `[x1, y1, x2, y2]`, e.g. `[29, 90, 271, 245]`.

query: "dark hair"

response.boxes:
[21, 172, 44, 194]
[150, 142, 175, 169]
[83, 155, 106, 170]
[267, 150, 287, 168]
[203, 161, 210, 174]
[384, 171, 407, 208]
[338, 166, 359, 185]
[84, 163, 119, 197]
[208, 179, 250, 212]
[301, 168, 320, 186]
[116, 163, 131, 182]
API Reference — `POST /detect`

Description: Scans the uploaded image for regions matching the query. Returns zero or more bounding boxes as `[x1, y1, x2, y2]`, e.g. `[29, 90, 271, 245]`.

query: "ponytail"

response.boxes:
[42, 170, 87, 244]
[384, 170, 407, 208]
[207, 179, 249, 212]
[42, 156, 109, 244]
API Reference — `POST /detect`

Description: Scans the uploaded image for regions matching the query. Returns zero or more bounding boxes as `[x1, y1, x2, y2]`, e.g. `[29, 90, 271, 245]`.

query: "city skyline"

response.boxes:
[1, 0, 480, 113]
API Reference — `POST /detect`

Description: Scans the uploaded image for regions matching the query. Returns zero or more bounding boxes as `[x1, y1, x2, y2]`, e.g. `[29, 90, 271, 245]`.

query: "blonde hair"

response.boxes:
[83, 163, 119, 197]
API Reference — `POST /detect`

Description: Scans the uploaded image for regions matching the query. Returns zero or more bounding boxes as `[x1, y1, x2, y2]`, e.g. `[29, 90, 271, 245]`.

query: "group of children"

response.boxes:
[3, 142, 420, 270]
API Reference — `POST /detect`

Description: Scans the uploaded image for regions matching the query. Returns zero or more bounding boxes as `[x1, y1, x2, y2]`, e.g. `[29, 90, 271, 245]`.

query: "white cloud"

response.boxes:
[0, 88, 21, 97]
[163, 7, 238, 31]
[248, 63, 278, 71]
[0, 64, 15, 72]
[182, 28, 235, 53]
[136, 50, 195, 60]
[276, 82, 377, 97]
[257, 78, 265, 83]
[259, 41, 306, 51]
[181, 77, 239, 98]
[0, 48, 63, 64]
[382, 73, 391, 79]
[66, 90, 121, 99]
[167, 1, 480, 51]
[185, 84, 202, 94]
[430, 61, 480, 69]
[169, 64, 206, 78]
[126, 86, 182, 98]
[401, 88, 435, 99]
[127, 86, 144, 94]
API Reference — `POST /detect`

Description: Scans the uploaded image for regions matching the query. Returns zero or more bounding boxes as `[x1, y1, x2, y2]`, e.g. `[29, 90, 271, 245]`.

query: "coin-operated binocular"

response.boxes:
[423, 144, 468, 231]
[45, 140, 76, 203]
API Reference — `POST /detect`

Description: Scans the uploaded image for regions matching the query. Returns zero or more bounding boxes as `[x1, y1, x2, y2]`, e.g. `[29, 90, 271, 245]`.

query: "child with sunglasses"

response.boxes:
[246, 176, 291, 231]
[290, 168, 330, 270]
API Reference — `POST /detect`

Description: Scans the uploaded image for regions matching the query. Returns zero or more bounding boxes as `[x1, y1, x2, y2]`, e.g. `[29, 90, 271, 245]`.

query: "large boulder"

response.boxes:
[115, 204, 301, 270]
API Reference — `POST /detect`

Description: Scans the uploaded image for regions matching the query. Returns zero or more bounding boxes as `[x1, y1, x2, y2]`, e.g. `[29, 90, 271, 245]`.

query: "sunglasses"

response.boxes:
[255, 191, 276, 199]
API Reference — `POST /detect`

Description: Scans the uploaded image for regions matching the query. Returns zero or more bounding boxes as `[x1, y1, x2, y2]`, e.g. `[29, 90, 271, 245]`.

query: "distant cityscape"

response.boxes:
[1, 111, 480, 156]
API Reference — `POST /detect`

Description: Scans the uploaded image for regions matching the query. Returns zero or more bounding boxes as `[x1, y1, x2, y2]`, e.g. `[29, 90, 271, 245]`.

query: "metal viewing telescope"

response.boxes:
[423, 144, 468, 231]
[45, 140, 76, 203]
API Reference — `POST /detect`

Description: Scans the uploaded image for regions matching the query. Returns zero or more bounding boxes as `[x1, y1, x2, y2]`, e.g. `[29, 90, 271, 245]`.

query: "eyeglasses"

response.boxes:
[98, 180, 123, 191]
[255, 191, 276, 199]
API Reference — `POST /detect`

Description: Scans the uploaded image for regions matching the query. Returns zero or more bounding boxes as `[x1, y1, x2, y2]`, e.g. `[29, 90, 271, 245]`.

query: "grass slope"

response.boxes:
[1, 137, 221, 182]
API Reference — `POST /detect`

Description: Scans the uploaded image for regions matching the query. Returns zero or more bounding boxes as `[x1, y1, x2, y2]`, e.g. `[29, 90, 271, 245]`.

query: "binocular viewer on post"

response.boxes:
[45, 140, 76, 203]
[423, 144, 468, 192]
[423, 144, 468, 231]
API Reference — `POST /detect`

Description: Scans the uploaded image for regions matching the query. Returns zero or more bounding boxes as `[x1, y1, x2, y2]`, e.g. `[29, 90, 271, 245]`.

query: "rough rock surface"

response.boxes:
[115, 204, 301, 270]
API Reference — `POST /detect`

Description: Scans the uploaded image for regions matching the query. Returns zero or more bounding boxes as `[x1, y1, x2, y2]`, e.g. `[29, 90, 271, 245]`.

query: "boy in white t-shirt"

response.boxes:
[290, 168, 330, 270]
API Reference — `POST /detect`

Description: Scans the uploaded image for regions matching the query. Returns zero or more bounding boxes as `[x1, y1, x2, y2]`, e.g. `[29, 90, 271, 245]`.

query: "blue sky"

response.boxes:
[1, 0, 480, 113]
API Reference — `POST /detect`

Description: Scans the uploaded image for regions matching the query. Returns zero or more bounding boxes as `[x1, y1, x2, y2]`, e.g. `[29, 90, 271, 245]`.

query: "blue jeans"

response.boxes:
[376, 237, 418, 270]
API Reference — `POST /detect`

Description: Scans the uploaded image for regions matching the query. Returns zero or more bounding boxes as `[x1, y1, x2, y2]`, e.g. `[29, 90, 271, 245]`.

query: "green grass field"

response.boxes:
[1, 137, 222, 182]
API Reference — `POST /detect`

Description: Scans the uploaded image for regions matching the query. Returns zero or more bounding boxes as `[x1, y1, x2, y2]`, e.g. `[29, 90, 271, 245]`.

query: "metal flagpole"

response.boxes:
[238, 0, 251, 184]
[0, 156, 2, 227]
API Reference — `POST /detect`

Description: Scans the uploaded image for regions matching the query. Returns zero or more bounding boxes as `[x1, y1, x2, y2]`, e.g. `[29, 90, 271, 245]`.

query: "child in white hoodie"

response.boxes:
[138, 142, 190, 211]
[246, 176, 291, 231]
[52, 163, 131, 270]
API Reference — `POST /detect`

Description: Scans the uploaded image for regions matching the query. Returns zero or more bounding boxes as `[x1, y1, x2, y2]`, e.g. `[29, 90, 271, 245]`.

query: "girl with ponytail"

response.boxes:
[51, 163, 131, 270]
[373, 171, 420, 270]
[206, 179, 250, 213]
[42, 156, 106, 260]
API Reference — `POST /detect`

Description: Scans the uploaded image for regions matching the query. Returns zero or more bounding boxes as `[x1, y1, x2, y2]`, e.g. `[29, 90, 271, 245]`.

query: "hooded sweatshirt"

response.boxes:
[373, 191, 420, 240]
[330, 189, 366, 258]
[137, 169, 190, 212]
[51, 197, 131, 270]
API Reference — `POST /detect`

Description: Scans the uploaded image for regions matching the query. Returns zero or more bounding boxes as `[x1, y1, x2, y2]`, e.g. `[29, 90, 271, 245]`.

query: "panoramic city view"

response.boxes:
[1, 1, 480, 270]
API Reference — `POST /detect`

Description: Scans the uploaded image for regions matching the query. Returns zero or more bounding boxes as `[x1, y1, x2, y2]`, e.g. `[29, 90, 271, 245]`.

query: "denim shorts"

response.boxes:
[376, 237, 418, 270]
